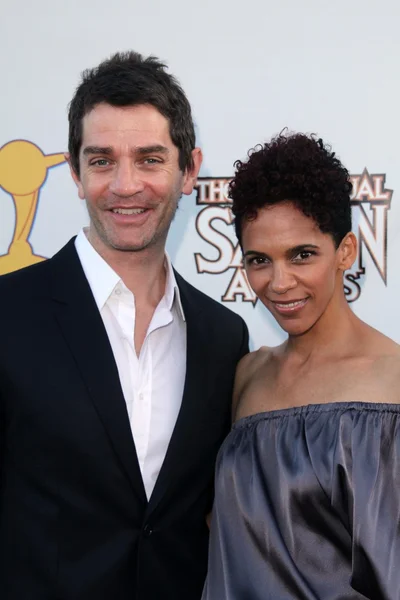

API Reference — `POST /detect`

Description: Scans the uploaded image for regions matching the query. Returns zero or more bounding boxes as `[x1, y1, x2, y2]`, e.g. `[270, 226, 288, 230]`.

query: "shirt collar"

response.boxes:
[75, 229, 185, 321]
[164, 253, 185, 321]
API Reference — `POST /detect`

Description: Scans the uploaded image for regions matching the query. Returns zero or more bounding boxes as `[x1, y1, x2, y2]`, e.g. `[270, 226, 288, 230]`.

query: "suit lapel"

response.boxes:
[49, 239, 147, 506]
[146, 274, 209, 516]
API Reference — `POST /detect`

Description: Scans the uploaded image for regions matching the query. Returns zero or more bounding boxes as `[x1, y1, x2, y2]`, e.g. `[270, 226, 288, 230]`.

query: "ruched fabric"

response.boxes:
[202, 403, 400, 599]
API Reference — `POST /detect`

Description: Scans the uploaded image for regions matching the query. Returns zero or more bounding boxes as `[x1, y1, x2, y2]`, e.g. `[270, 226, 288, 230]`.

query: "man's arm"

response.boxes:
[206, 318, 249, 530]
[0, 391, 4, 494]
[238, 318, 250, 362]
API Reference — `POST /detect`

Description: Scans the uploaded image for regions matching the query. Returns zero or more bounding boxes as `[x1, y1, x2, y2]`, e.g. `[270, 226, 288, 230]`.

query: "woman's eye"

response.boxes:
[293, 251, 314, 261]
[247, 256, 269, 266]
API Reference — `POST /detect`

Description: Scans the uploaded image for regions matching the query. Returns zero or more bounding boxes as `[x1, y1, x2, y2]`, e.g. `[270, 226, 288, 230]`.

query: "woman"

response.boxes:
[202, 133, 400, 599]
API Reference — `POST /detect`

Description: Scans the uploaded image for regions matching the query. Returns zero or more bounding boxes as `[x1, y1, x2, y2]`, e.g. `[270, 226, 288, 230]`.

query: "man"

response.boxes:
[0, 52, 249, 600]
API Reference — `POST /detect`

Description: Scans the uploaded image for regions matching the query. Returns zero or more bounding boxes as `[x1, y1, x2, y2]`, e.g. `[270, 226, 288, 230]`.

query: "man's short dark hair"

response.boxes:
[68, 50, 195, 176]
[229, 132, 353, 248]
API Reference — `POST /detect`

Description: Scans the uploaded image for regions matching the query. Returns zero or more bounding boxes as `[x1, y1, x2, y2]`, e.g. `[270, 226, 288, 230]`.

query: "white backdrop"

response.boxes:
[1, 0, 399, 349]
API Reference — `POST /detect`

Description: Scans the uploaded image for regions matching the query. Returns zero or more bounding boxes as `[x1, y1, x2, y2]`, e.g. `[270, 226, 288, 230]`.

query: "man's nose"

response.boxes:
[109, 161, 145, 197]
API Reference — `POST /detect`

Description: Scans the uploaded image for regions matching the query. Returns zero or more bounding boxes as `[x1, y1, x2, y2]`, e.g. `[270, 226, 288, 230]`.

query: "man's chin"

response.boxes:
[110, 241, 152, 253]
[107, 233, 161, 253]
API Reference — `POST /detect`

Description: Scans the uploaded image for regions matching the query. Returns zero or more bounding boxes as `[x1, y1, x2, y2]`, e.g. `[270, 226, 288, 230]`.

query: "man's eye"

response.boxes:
[91, 159, 110, 167]
[144, 158, 162, 164]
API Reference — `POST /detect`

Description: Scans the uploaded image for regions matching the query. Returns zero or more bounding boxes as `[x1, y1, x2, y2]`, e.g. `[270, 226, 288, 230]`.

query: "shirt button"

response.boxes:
[139, 393, 143, 401]
[143, 524, 153, 537]
[115, 288, 121, 296]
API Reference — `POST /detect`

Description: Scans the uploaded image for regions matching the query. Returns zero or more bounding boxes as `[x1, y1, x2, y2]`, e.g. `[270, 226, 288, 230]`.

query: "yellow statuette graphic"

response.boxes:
[0, 140, 65, 275]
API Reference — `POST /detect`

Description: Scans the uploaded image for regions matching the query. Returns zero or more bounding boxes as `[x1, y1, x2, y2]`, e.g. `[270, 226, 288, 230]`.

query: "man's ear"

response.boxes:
[64, 153, 85, 200]
[337, 232, 357, 271]
[182, 148, 203, 195]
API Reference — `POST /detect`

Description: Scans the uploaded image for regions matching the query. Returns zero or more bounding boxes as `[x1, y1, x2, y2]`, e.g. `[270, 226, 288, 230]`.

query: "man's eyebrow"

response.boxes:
[82, 146, 113, 156]
[135, 145, 169, 155]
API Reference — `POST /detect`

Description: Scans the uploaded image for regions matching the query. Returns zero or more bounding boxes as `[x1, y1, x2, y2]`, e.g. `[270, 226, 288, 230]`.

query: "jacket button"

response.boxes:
[143, 524, 153, 537]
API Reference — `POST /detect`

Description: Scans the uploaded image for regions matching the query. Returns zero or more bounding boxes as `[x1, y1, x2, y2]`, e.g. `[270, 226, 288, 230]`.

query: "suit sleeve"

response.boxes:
[237, 318, 250, 362]
[0, 391, 4, 489]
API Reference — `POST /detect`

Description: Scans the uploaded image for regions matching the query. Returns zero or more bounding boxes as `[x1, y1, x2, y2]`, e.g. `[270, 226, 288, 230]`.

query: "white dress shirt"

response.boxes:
[75, 229, 186, 499]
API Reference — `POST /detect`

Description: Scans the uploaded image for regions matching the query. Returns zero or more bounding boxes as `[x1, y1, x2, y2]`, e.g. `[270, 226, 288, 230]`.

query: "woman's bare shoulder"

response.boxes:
[373, 344, 400, 383]
[232, 346, 278, 418]
[359, 328, 400, 400]
[236, 346, 274, 378]
[363, 327, 400, 364]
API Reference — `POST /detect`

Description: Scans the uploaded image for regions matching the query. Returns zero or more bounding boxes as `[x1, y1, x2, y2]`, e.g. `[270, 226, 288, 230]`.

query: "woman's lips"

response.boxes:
[271, 298, 309, 314]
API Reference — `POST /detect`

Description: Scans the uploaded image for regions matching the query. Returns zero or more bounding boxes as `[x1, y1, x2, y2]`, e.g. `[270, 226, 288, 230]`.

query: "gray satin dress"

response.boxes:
[202, 402, 400, 599]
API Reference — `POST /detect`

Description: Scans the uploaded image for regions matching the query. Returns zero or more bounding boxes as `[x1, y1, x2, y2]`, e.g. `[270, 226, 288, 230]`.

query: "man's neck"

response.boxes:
[86, 230, 167, 310]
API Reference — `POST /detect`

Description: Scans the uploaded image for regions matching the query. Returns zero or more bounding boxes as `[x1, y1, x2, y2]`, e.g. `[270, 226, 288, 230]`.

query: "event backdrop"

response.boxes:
[1, 0, 399, 349]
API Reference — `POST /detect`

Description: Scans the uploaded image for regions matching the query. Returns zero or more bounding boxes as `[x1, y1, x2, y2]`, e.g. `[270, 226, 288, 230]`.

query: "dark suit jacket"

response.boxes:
[0, 239, 249, 600]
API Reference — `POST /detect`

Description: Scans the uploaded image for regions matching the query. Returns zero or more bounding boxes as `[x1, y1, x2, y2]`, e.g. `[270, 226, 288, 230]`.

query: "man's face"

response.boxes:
[69, 103, 201, 255]
[242, 202, 350, 336]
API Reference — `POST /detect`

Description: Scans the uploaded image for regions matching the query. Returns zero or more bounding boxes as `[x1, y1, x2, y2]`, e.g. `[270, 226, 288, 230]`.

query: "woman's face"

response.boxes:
[242, 202, 351, 336]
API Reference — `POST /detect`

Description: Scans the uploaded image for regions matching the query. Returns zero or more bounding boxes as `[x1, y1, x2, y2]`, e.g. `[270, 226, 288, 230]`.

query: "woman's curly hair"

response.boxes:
[229, 132, 352, 248]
